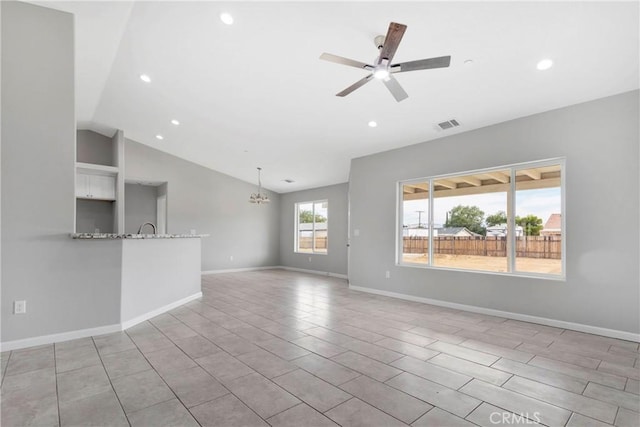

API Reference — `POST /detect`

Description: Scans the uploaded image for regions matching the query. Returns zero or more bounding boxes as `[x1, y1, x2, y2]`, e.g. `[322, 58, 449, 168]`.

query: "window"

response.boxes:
[398, 159, 564, 278]
[432, 169, 509, 273]
[401, 181, 430, 264]
[295, 200, 328, 254]
[514, 165, 563, 275]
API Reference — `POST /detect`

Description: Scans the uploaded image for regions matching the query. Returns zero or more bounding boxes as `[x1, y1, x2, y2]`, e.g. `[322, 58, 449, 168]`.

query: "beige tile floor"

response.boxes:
[1, 269, 639, 426]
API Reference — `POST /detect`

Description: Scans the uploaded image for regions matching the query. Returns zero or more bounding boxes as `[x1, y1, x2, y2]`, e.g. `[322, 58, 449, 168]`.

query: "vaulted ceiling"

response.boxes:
[33, 1, 639, 192]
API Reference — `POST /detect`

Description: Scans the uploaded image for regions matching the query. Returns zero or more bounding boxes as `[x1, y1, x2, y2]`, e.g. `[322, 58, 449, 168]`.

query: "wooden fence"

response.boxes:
[403, 236, 561, 259]
[298, 237, 327, 250]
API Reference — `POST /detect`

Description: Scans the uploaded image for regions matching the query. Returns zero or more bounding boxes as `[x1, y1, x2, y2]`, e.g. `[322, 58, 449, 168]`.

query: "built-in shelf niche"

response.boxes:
[124, 181, 168, 234]
[75, 129, 125, 233]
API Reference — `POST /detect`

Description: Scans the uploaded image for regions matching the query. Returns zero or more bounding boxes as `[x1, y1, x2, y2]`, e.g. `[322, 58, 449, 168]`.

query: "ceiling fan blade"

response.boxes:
[377, 22, 407, 64]
[382, 75, 408, 102]
[320, 53, 373, 70]
[391, 56, 451, 73]
[336, 74, 374, 97]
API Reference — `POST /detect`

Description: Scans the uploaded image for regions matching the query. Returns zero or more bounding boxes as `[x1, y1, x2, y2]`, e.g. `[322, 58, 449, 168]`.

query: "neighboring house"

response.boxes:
[436, 227, 480, 237]
[486, 224, 524, 237]
[403, 226, 429, 237]
[541, 213, 562, 236]
[403, 226, 479, 237]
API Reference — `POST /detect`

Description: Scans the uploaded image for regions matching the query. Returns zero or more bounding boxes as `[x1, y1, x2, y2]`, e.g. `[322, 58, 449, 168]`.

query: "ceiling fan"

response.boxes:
[320, 22, 451, 102]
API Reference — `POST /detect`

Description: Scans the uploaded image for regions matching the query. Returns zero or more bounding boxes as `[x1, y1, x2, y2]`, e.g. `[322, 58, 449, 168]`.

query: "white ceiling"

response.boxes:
[33, 1, 639, 193]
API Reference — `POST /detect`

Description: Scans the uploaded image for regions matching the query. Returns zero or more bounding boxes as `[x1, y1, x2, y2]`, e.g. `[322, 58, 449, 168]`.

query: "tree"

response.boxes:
[486, 211, 507, 227]
[445, 205, 486, 235]
[516, 214, 543, 236]
[299, 210, 327, 223]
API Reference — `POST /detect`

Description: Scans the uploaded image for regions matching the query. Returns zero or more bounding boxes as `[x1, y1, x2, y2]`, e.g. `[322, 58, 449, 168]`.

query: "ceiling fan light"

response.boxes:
[536, 58, 553, 70]
[220, 13, 233, 25]
[373, 68, 390, 80]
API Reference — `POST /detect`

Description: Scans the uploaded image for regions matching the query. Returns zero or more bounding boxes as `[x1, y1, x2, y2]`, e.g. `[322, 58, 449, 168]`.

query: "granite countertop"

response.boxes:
[70, 233, 209, 239]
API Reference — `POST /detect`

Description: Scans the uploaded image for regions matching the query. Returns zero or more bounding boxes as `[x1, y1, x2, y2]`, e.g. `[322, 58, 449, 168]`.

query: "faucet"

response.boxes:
[137, 222, 157, 234]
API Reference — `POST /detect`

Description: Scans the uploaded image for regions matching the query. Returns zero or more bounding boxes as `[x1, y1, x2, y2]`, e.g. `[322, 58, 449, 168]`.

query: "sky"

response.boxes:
[403, 187, 561, 228]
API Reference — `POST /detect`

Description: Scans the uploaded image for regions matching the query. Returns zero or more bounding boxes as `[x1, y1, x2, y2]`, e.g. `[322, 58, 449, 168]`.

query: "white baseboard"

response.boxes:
[121, 292, 203, 330]
[201, 265, 348, 280]
[349, 285, 640, 343]
[278, 266, 348, 280]
[0, 323, 122, 352]
[202, 266, 280, 275]
[1, 292, 203, 352]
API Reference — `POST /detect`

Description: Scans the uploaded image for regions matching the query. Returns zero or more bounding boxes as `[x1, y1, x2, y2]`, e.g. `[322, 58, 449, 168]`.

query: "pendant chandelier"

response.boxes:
[249, 167, 270, 204]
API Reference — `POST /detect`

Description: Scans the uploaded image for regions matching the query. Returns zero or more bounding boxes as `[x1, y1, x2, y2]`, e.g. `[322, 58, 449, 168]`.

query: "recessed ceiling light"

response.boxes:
[536, 59, 553, 71]
[220, 13, 233, 25]
[171, 119, 180, 126]
[140, 74, 151, 83]
[368, 121, 378, 128]
[155, 135, 164, 140]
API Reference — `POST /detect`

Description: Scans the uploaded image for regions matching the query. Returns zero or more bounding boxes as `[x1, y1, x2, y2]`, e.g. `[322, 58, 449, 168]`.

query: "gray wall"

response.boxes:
[77, 130, 115, 166]
[125, 183, 158, 234]
[121, 239, 201, 323]
[125, 140, 280, 271]
[1, 2, 122, 342]
[76, 199, 115, 234]
[279, 183, 349, 276]
[349, 90, 639, 334]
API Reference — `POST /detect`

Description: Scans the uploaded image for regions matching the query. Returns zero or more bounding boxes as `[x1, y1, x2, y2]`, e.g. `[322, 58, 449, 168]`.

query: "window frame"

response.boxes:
[295, 199, 329, 255]
[396, 158, 566, 280]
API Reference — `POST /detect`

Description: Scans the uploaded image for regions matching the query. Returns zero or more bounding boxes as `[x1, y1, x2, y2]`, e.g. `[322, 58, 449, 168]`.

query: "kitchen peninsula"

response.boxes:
[70, 233, 206, 329]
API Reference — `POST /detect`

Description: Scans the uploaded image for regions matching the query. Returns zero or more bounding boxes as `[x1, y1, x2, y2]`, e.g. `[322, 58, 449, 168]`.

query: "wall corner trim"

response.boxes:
[348, 285, 639, 343]
[1, 292, 203, 352]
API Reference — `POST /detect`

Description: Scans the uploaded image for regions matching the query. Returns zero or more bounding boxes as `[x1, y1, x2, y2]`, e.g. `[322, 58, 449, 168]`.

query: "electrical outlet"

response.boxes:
[308, 257, 312, 262]
[229, 255, 234, 261]
[190, 229, 196, 235]
[353, 229, 360, 236]
[385, 271, 391, 279]
[14, 300, 26, 314]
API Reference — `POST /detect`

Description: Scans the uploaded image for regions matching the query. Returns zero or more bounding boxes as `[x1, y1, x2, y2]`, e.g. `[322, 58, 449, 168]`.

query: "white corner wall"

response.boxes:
[121, 239, 201, 325]
[1, 1, 123, 344]
[349, 91, 639, 337]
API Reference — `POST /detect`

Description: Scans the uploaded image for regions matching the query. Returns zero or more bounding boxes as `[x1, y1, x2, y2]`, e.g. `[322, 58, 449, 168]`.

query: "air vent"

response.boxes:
[437, 119, 461, 130]
[283, 179, 295, 184]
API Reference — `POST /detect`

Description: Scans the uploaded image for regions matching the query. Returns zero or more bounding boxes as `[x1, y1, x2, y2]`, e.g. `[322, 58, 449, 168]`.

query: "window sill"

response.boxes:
[396, 262, 566, 282]
[294, 251, 328, 256]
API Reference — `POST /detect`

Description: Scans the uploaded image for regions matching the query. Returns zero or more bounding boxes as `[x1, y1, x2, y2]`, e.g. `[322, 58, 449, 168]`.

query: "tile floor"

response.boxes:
[1, 269, 639, 426]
